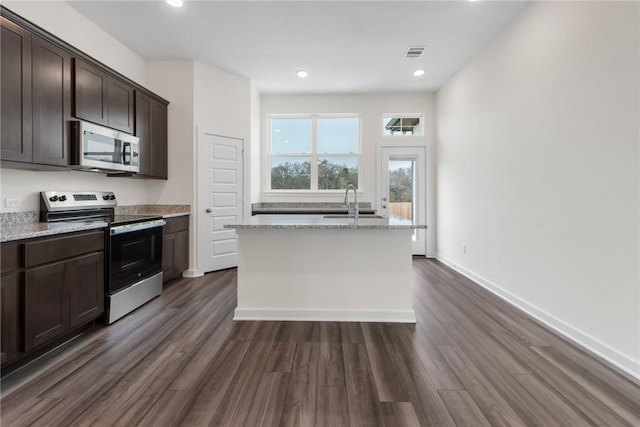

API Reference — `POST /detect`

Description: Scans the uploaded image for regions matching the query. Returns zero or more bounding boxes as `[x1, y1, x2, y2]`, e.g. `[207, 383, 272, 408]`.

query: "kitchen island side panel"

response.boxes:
[234, 228, 415, 322]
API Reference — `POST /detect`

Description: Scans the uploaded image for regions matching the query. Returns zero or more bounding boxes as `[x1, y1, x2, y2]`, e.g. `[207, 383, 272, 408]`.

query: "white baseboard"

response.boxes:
[234, 308, 416, 323]
[436, 254, 640, 382]
[182, 269, 203, 278]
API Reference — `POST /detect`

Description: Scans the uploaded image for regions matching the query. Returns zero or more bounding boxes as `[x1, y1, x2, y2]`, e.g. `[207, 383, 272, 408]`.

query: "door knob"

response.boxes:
[382, 205, 387, 209]
[382, 197, 387, 202]
[205, 208, 212, 213]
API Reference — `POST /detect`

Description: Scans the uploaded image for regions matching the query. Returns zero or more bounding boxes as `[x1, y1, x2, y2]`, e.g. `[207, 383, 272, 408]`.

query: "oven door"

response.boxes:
[109, 220, 165, 294]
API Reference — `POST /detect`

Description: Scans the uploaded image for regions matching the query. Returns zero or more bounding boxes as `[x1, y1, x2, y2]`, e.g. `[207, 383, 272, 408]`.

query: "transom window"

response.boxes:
[270, 115, 360, 191]
[383, 114, 424, 136]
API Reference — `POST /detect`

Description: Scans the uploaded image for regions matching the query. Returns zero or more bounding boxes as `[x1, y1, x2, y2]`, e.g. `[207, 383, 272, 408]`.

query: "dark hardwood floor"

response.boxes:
[1, 259, 639, 426]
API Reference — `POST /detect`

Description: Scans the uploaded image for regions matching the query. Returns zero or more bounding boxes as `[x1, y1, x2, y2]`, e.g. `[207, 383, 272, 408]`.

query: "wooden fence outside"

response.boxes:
[389, 202, 413, 220]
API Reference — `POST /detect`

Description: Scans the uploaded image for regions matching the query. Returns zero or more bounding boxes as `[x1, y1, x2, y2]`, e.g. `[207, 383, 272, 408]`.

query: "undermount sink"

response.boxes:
[323, 214, 386, 219]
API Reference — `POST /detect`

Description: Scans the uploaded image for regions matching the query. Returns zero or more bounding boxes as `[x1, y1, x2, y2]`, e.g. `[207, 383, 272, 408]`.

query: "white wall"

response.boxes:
[0, 0, 150, 213]
[144, 61, 252, 274]
[436, 1, 639, 377]
[145, 61, 195, 206]
[194, 62, 251, 138]
[250, 83, 261, 203]
[260, 93, 436, 206]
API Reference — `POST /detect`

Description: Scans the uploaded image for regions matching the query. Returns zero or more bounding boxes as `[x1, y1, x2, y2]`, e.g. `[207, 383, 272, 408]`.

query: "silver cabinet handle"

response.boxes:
[205, 208, 212, 213]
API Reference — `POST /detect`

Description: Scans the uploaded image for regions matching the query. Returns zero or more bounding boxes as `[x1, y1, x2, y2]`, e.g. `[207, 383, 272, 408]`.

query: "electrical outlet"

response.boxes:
[4, 198, 22, 208]
[462, 243, 467, 254]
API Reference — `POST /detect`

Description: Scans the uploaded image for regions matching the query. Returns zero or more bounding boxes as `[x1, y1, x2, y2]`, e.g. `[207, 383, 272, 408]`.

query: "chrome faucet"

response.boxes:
[344, 184, 359, 222]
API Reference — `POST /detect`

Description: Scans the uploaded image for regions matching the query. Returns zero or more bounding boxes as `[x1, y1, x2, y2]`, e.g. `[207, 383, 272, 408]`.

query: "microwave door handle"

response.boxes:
[122, 141, 131, 165]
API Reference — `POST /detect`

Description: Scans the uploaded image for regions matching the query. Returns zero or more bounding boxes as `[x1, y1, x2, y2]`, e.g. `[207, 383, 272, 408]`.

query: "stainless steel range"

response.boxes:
[40, 191, 165, 324]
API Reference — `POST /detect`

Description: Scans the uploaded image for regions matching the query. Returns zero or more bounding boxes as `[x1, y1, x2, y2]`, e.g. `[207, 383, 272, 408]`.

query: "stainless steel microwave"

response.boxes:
[72, 120, 140, 173]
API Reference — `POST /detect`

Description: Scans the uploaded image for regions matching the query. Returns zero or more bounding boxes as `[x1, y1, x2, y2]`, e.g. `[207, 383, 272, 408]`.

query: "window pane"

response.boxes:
[388, 159, 414, 220]
[383, 116, 422, 135]
[317, 156, 358, 190]
[271, 156, 311, 189]
[318, 118, 359, 153]
[271, 119, 312, 153]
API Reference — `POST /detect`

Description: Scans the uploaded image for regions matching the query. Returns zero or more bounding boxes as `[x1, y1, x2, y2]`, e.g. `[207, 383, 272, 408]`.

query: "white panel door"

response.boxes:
[198, 133, 244, 273]
[380, 146, 426, 255]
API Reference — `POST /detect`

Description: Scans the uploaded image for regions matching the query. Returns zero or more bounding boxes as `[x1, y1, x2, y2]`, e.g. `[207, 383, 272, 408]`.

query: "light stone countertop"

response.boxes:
[115, 205, 191, 218]
[0, 204, 190, 243]
[225, 214, 427, 230]
[0, 221, 108, 243]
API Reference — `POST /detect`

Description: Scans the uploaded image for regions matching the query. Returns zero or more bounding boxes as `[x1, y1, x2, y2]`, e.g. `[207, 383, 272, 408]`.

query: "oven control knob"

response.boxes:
[103, 195, 110, 200]
[59, 195, 67, 202]
[109, 195, 116, 200]
[49, 196, 59, 202]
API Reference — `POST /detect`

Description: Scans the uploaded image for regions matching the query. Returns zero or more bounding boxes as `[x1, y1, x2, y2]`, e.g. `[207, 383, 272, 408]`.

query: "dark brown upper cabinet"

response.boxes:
[1, 17, 71, 167]
[73, 59, 108, 126]
[108, 77, 135, 133]
[32, 36, 72, 166]
[1, 7, 168, 177]
[74, 59, 134, 134]
[135, 91, 168, 179]
[1, 17, 32, 163]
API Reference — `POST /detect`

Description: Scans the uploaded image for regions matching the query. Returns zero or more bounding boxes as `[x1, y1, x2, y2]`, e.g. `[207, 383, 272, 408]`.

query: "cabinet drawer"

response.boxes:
[163, 216, 189, 235]
[1, 241, 20, 274]
[23, 230, 104, 268]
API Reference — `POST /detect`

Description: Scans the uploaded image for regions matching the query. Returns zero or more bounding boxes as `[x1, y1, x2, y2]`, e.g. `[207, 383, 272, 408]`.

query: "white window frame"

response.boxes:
[268, 113, 362, 192]
[382, 113, 424, 136]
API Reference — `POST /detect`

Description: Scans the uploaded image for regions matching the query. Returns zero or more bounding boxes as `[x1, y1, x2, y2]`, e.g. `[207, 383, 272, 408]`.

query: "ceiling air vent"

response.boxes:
[405, 46, 425, 59]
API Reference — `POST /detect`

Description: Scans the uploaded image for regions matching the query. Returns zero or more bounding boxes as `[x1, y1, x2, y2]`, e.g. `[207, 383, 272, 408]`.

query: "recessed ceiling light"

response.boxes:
[296, 70, 308, 78]
[413, 69, 425, 77]
[166, 0, 183, 8]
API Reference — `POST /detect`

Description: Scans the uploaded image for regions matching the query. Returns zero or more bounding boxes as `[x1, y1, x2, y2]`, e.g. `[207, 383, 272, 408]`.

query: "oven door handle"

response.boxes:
[110, 219, 166, 235]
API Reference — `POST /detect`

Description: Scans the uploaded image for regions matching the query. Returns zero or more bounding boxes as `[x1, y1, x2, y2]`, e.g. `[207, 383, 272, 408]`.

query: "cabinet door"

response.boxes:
[134, 91, 152, 175]
[1, 272, 21, 365]
[25, 261, 69, 351]
[68, 252, 104, 328]
[32, 36, 71, 166]
[150, 100, 168, 179]
[162, 233, 177, 280]
[1, 18, 32, 162]
[175, 230, 189, 273]
[107, 77, 134, 133]
[74, 59, 108, 126]
[135, 91, 168, 179]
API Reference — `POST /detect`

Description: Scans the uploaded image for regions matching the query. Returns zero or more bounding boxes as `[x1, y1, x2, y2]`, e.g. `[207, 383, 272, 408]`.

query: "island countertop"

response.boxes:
[224, 214, 427, 230]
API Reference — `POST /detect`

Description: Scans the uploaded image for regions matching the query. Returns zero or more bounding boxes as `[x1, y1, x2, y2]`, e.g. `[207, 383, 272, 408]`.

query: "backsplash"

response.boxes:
[0, 211, 38, 226]
[115, 205, 191, 216]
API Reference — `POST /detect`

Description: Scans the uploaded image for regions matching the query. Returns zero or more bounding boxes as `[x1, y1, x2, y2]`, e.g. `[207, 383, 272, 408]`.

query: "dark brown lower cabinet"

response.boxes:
[1, 230, 105, 371]
[162, 216, 189, 282]
[1, 272, 20, 365]
[25, 260, 68, 351]
[68, 252, 104, 328]
[24, 250, 104, 351]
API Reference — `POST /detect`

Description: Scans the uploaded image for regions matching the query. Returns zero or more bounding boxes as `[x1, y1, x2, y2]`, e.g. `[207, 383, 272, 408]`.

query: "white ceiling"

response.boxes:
[67, 0, 528, 94]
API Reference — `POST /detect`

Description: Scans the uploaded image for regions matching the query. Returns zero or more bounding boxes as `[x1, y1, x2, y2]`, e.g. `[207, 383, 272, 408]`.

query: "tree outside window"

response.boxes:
[270, 116, 360, 191]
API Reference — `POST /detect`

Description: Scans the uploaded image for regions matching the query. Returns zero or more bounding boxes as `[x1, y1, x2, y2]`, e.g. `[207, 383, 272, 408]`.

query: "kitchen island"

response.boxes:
[225, 215, 426, 323]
